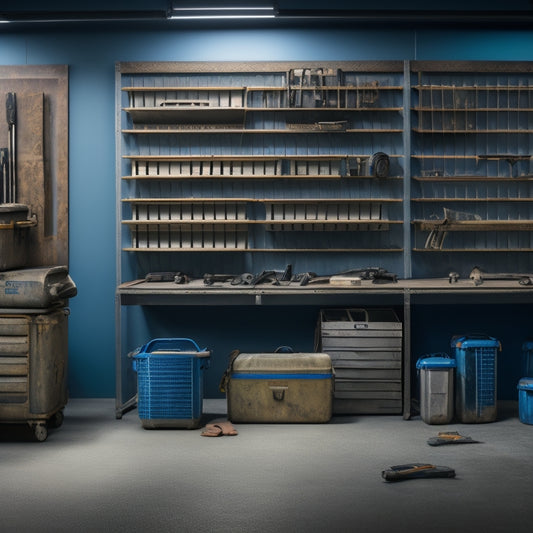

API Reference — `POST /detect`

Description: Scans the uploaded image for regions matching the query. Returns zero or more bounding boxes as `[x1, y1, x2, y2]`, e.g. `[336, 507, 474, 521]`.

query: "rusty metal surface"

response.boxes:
[0, 65, 69, 267]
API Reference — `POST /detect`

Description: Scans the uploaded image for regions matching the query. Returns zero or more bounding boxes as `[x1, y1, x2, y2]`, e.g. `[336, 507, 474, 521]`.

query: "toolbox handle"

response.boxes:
[274, 346, 294, 353]
[269, 385, 288, 401]
[348, 308, 370, 323]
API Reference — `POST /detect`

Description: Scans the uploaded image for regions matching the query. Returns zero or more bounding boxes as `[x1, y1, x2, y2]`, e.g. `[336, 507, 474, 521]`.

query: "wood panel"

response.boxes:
[0, 65, 68, 267]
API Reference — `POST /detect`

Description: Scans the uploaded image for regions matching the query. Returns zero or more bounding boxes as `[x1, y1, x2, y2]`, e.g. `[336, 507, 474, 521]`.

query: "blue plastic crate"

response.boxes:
[522, 340, 533, 377]
[451, 335, 501, 423]
[132, 338, 210, 429]
[518, 378, 533, 425]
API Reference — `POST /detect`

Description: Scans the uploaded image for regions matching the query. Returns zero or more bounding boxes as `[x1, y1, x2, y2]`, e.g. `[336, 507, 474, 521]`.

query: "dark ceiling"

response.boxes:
[1, 1, 533, 29]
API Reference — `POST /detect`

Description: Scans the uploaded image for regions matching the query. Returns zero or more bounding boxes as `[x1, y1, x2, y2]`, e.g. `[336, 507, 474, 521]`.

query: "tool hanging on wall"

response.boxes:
[5, 92, 16, 203]
[0, 147, 8, 203]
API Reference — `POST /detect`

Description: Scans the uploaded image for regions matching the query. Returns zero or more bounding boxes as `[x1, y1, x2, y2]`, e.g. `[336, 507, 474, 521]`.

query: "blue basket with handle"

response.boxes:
[132, 338, 210, 429]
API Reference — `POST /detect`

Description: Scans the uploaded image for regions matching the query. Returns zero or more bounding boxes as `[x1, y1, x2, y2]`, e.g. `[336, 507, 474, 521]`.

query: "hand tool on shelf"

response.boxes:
[424, 208, 481, 250]
[448, 271, 460, 284]
[295, 267, 397, 286]
[469, 266, 533, 286]
[337, 267, 398, 284]
[203, 273, 254, 286]
[145, 272, 190, 284]
[6, 92, 16, 203]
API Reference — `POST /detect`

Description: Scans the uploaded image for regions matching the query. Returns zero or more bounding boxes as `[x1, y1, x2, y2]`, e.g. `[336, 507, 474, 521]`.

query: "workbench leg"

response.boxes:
[403, 289, 412, 420]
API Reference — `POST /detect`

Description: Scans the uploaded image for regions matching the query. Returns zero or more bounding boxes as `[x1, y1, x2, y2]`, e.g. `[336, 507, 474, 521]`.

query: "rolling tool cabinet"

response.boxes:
[115, 61, 533, 420]
[0, 308, 69, 441]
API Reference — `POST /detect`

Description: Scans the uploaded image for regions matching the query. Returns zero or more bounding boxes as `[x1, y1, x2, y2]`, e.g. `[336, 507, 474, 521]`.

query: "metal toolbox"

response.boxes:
[0, 265, 77, 308]
[0, 204, 36, 272]
[132, 338, 210, 429]
[0, 308, 69, 441]
[226, 350, 334, 423]
[316, 308, 403, 414]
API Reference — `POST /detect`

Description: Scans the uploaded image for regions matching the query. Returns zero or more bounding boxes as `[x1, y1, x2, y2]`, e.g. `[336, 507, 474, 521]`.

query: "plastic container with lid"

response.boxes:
[416, 355, 456, 425]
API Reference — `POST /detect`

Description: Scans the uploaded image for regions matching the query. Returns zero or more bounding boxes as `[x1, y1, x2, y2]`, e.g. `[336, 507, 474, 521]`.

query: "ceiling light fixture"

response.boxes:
[169, 5, 275, 20]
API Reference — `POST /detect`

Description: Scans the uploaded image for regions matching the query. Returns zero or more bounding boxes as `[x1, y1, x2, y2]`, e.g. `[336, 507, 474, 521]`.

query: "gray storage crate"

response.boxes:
[316, 308, 403, 414]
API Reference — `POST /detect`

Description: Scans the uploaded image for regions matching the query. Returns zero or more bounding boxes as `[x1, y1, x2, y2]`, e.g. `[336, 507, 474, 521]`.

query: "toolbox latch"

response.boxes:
[269, 385, 288, 401]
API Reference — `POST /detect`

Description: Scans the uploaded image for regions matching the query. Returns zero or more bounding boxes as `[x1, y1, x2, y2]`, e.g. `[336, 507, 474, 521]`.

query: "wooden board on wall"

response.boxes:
[0, 65, 68, 267]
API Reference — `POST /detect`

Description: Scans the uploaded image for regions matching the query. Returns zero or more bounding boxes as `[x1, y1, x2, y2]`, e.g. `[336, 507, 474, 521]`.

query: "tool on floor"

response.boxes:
[427, 431, 480, 446]
[201, 420, 238, 437]
[469, 266, 533, 286]
[382, 463, 456, 482]
[6, 92, 16, 203]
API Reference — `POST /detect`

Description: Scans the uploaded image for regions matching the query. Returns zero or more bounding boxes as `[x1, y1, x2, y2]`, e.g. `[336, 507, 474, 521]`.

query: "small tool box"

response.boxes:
[132, 338, 210, 429]
[224, 348, 334, 423]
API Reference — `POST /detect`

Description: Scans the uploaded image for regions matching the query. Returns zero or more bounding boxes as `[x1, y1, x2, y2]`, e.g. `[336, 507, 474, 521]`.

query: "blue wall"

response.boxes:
[1, 25, 532, 398]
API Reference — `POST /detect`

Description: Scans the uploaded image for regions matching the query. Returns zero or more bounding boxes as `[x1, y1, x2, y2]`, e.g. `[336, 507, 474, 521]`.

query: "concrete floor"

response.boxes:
[1, 399, 532, 533]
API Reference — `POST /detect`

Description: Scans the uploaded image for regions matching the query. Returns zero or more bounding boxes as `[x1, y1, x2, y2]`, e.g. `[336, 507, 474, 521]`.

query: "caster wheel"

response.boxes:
[33, 423, 48, 442]
[49, 410, 64, 429]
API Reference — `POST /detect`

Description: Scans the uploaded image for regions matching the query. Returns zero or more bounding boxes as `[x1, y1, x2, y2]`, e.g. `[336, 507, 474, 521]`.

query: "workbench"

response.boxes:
[115, 60, 533, 420]
[116, 278, 533, 419]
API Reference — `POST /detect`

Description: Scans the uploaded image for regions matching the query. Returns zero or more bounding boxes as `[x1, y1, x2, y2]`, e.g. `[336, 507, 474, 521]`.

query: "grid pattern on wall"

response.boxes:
[117, 61, 406, 281]
[117, 60, 533, 282]
[410, 61, 533, 276]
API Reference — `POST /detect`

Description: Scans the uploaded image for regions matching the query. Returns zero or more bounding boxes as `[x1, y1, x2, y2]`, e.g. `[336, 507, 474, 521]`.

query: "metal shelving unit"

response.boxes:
[115, 60, 533, 420]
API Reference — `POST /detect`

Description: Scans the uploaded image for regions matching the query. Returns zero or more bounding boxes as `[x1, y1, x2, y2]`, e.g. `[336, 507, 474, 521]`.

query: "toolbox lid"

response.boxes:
[416, 356, 456, 369]
[233, 352, 332, 374]
[518, 378, 533, 391]
[451, 334, 500, 349]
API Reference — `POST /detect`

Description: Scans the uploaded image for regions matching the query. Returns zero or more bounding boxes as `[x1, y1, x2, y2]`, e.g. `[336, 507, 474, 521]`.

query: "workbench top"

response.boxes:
[117, 277, 533, 306]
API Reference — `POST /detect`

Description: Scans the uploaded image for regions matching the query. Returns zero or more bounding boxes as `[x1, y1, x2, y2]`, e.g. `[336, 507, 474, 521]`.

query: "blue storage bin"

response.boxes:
[132, 338, 210, 429]
[518, 378, 533, 425]
[451, 335, 501, 423]
[522, 341, 533, 377]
